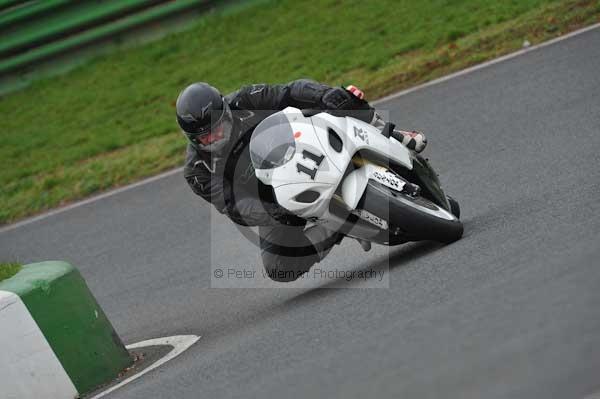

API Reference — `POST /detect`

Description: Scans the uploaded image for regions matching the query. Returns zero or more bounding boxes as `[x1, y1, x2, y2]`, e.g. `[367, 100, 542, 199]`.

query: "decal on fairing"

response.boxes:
[354, 208, 388, 230]
[296, 149, 325, 180]
[372, 170, 405, 191]
[353, 126, 369, 144]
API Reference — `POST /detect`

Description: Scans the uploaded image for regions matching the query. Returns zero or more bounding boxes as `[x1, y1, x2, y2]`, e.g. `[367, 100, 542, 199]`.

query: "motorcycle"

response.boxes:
[249, 107, 463, 246]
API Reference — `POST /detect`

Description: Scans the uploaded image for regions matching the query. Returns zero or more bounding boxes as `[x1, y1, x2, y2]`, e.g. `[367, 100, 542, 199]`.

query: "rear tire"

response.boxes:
[358, 180, 463, 244]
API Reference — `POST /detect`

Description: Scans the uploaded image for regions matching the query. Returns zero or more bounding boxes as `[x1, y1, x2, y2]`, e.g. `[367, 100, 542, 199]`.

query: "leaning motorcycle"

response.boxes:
[249, 107, 463, 246]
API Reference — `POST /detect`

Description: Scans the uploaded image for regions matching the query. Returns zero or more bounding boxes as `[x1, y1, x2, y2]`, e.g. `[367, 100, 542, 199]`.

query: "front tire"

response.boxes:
[358, 180, 463, 244]
[447, 195, 461, 219]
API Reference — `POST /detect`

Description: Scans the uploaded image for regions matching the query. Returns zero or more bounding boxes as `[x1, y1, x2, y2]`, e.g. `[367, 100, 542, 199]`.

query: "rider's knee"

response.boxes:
[261, 251, 317, 282]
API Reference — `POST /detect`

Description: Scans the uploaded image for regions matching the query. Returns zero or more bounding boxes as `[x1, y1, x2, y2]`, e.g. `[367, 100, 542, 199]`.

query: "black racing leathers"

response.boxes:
[183, 79, 375, 227]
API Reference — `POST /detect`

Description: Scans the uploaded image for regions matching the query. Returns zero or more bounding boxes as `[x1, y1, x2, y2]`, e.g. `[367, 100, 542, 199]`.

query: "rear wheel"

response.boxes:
[358, 180, 463, 244]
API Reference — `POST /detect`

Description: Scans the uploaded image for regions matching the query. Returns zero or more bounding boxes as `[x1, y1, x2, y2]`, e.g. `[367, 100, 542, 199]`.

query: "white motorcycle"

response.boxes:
[249, 107, 463, 246]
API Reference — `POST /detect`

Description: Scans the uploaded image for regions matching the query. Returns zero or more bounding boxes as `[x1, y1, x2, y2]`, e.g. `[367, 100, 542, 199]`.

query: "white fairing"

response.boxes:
[341, 163, 408, 210]
[254, 107, 413, 221]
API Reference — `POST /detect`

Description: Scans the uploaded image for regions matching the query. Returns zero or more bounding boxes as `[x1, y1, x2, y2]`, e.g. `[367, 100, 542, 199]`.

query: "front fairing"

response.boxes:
[251, 107, 420, 219]
[250, 107, 451, 218]
[251, 109, 342, 218]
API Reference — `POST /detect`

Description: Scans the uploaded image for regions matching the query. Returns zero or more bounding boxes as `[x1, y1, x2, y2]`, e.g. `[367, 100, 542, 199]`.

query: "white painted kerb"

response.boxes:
[0, 290, 78, 399]
[90, 335, 200, 399]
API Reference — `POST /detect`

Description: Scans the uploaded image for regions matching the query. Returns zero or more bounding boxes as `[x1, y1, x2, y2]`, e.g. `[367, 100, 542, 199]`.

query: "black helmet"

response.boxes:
[176, 82, 233, 153]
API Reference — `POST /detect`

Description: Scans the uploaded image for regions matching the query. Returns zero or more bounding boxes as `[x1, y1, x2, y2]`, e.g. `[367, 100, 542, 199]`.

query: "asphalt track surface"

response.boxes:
[2, 28, 600, 399]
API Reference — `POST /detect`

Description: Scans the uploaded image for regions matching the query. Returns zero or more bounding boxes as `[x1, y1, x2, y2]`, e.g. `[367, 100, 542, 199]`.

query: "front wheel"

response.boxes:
[358, 180, 463, 244]
[447, 195, 461, 219]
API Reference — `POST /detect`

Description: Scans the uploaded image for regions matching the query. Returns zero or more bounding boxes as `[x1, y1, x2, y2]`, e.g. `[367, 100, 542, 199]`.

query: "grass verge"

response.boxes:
[0, 262, 21, 282]
[0, 0, 599, 224]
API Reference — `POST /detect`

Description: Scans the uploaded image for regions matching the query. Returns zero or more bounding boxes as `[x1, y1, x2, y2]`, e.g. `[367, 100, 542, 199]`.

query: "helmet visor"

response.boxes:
[188, 101, 233, 153]
[196, 120, 226, 146]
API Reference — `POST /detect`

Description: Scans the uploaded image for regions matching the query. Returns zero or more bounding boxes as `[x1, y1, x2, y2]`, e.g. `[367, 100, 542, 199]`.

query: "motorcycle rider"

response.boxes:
[176, 79, 426, 282]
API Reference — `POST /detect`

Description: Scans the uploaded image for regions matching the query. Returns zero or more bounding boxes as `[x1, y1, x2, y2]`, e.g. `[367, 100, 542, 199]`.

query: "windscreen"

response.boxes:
[250, 111, 296, 170]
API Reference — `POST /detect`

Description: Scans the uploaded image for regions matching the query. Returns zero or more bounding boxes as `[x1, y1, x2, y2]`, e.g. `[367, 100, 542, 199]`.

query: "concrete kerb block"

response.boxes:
[0, 261, 132, 398]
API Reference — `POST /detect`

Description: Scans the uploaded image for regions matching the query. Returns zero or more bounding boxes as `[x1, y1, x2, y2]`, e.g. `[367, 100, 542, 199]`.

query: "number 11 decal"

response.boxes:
[296, 149, 324, 180]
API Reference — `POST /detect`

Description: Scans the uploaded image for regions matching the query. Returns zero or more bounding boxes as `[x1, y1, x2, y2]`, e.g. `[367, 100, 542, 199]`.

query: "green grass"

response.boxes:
[0, 0, 598, 224]
[0, 262, 21, 282]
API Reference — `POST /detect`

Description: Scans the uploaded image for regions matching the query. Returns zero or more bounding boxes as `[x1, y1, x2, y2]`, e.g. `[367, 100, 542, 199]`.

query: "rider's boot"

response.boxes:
[304, 225, 344, 261]
[369, 109, 428, 153]
[393, 129, 427, 153]
[356, 238, 372, 252]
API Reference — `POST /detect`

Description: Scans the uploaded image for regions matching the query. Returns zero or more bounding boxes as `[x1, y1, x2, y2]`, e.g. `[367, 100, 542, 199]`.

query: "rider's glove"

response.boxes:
[321, 86, 354, 110]
[322, 85, 369, 110]
[345, 85, 364, 99]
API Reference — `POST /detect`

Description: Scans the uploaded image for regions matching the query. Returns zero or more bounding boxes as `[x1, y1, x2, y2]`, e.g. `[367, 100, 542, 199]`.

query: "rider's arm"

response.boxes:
[183, 144, 228, 213]
[226, 79, 328, 110]
[227, 79, 376, 123]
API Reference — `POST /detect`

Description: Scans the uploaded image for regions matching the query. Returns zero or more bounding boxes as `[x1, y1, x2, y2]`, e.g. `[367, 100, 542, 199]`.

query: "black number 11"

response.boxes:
[296, 150, 324, 180]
